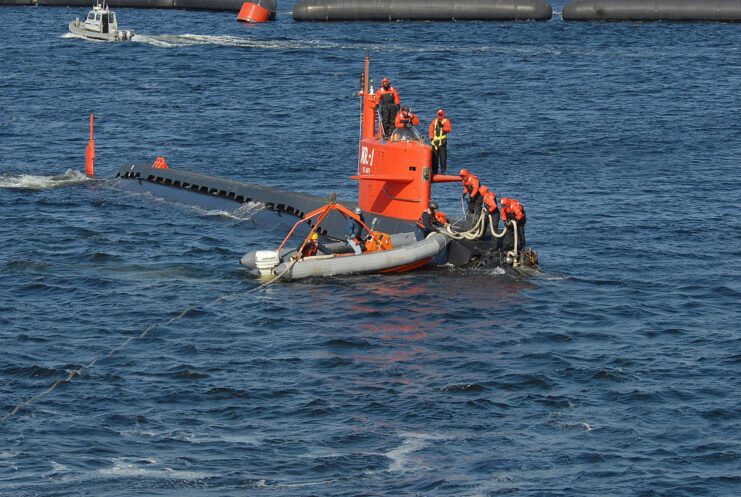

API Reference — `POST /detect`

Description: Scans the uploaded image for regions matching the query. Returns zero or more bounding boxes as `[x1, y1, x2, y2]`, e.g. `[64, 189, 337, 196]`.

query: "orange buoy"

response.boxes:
[85, 113, 95, 178]
[152, 156, 169, 169]
[237, 0, 276, 22]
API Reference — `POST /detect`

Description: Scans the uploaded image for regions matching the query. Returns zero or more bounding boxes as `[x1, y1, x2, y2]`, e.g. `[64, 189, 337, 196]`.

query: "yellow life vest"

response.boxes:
[431, 118, 448, 148]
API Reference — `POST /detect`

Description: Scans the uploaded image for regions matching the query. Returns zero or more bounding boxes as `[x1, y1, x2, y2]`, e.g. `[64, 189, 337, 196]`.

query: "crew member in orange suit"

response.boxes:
[429, 109, 452, 175]
[479, 186, 501, 243]
[415, 202, 443, 240]
[459, 169, 483, 218]
[374, 77, 400, 138]
[395, 106, 420, 129]
[501, 197, 527, 250]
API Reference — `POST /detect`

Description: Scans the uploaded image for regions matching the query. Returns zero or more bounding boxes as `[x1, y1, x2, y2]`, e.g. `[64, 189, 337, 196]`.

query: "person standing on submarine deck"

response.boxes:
[375, 77, 400, 139]
[429, 108, 452, 175]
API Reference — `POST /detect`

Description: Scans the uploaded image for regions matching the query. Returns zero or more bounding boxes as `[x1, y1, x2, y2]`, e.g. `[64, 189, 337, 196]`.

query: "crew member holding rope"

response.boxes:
[501, 197, 527, 251]
[459, 169, 483, 220]
[345, 207, 365, 255]
[480, 186, 502, 243]
[415, 202, 443, 240]
[375, 77, 400, 139]
[429, 109, 452, 175]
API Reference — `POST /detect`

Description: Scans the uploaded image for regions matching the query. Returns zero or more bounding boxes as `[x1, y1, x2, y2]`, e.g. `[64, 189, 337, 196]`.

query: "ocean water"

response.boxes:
[1, 3, 740, 496]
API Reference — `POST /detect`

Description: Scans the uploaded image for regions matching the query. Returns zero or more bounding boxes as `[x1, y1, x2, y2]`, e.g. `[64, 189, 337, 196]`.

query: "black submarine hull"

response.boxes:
[563, 0, 741, 22]
[292, 0, 553, 21]
[114, 164, 502, 268]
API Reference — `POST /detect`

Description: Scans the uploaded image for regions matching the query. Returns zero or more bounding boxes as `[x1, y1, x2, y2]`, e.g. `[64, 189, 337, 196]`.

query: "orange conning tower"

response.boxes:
[350, 56, 434, 221]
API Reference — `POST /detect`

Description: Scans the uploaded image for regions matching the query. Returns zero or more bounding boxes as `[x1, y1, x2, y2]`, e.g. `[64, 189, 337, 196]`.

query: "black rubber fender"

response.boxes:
[563, 0, 741, 22]
[292, 0, 553, 22]
[24, 0, 246, 10]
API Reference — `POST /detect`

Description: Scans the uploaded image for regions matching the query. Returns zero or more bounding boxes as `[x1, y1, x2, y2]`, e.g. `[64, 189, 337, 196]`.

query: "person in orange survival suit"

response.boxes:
[434, 209, 448, 225]
[459, 169, 483, 219]
[415, 202, 443, 240]
[375, 77, 400, 138]
[429, 109, 452, 175]
[299, 232, 329, 259]
[501, 197, 527, 251]
[479, 186, 501, 244]
[395, 106, 420, 129]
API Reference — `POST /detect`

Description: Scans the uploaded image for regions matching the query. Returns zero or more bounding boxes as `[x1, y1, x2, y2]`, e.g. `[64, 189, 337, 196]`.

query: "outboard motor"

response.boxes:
[254, 250, 280, 276]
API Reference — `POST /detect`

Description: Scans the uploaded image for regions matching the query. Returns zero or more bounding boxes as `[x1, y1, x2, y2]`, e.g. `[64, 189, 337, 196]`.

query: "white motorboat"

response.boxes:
[69, 1, 134, 42]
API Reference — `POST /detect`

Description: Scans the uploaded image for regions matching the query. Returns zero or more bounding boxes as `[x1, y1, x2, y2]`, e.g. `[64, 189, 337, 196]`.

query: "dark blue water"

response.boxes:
[1, 3, 740, 496]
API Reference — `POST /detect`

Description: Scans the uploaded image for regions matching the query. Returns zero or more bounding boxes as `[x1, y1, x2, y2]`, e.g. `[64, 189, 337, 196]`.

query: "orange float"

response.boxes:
[237, 0, 276, 22]
[85, 113, 95, 178]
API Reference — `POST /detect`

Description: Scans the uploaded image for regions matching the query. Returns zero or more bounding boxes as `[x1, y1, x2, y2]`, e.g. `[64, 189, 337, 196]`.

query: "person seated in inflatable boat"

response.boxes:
[299, 232, 330, 259]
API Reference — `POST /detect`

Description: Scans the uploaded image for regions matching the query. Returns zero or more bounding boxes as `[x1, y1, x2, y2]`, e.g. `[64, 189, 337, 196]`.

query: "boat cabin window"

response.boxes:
[109, 12, 116, 24]
[389, 126, 427, 144]
[86, 13, 95, 21]
[94, 14, 101, 21]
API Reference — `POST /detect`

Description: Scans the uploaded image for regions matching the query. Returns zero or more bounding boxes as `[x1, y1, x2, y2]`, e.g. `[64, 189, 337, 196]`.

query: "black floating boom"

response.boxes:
[2, 0, 246, 9]
[562, 0, 741, 22]
[292, 0, 553, 21]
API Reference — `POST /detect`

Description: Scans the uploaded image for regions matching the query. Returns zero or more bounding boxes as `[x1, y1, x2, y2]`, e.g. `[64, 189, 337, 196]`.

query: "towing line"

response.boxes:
[0, 263, 295, 424]
[438, 208, 507, 241]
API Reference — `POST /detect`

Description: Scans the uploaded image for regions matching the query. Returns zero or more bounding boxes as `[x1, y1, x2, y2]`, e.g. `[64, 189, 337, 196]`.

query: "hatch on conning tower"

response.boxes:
[389, 126, 426, 144]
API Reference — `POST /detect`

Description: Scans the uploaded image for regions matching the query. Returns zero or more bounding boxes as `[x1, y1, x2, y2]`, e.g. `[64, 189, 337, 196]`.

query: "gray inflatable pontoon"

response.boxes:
[292, 0, 553, 21]
[562, 0, 741, 22]
[241, 233, 449, 281]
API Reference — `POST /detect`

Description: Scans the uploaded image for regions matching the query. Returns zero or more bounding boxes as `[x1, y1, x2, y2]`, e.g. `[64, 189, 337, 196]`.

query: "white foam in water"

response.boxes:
[385, 432, 447, 473]
[0, 169, 92, 190]
[99, 458, 209, 480]
[132, 33, 337, 50]
[50, 461, 70, 473]
[184, 200, 265, 221]
[60, 31, 108, 43]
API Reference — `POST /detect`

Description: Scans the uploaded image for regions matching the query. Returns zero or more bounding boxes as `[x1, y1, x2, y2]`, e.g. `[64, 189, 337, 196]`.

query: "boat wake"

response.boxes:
[0, 170, 93, 190]
[60, 32, 108, 43]
[127, 33, 571, 57]
[131, 33, 342, 50]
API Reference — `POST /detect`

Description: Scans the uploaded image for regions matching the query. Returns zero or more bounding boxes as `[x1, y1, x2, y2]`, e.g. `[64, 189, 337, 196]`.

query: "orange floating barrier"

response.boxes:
[85, 113, 95, 178]
[237, 0, 276, 22]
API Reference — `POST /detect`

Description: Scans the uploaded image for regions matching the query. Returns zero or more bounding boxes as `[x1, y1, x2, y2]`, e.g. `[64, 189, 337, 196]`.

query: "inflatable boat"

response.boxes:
[242, 233, 448, 281]
[239, 200, 447, 281]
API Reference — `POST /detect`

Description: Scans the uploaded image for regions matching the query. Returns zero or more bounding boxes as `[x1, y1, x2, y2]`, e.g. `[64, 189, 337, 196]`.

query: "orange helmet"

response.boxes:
[382, 77, 390, 86]
[436, 108, 445, 118]
[459, 168, 469, 177]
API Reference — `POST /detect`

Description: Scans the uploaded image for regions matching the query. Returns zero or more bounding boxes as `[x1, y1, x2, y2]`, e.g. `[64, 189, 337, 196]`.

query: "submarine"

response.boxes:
[292, 0, 553, 21]
[562, 0, 741, 22]
[111, 56, 539, 277]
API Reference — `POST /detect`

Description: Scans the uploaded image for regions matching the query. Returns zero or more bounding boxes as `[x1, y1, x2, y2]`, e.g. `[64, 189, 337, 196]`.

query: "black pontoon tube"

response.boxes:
[562, 0, 741, 22]
[1, 0, 246, 10]
[292, 0, 553, 21]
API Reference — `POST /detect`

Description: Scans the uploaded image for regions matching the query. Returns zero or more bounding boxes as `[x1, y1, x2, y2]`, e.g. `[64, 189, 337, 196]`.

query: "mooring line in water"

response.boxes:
[0, 260, 295, 424]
